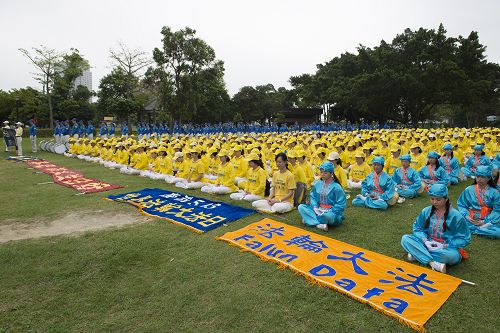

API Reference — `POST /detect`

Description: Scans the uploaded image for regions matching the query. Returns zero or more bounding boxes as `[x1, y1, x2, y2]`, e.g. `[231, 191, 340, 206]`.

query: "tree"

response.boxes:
[19, 45, 63, 128]
[145, 26, 227, 132]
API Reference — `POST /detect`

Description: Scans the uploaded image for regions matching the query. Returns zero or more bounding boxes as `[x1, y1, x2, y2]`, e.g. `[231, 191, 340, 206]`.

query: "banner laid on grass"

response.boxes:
[217, 218, 462, 332]
[26, 159, 123, 193]
[106, 188, 254, 233]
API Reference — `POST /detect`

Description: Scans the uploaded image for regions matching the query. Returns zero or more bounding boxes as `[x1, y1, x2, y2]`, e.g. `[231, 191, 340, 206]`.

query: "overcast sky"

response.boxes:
[1, 0, 499, 96]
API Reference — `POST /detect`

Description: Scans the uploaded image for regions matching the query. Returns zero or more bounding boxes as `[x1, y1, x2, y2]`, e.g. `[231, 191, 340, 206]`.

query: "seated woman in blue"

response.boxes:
[392, 154, 425, 201]
[460, 145, 491, 180]
[439, 143, 460, 185]
[419, 151, 450, 188]
[457, 165, 500, 239]
[352, 156, 398, 210]
[401, 184, 471, 273]
[298, 161, 346, 232]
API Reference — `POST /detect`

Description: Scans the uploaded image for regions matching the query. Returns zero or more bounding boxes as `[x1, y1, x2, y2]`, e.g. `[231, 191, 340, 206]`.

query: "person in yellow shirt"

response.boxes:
[175, 147, 206, 189]
[15, 122, 23, 156]
[348, 152, 372, 189]
[252, 152, 296, 213]
[201, 149, 237, 194]
[165, 152, 189, 184]
[327, 152, 348, 190]
[230, 153, 268, 202]
[231, 145, 248, 185]
[385, 146, 402, 176]
[297, 149, 314, 188]
[157, 147, 173, 177]
[410, 143, 427, 170]
[287, 150, 307, 185]
[140, 149, 160, 178]
[120, 145, 142, 175]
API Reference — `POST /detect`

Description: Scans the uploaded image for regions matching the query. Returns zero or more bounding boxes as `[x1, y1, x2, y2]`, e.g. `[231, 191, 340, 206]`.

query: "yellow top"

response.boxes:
[384, 156, 402, 175]
[349, 162, 372, 182]
[15, 127, 23, 137]
[159, 156, 173, 175]
[334, 167, 348, 189]
[299, 159, 314, 187]
[231, 155, 248, 178]
[410, 153, 427, 170]
[272, 170, 296, 204]
[216, 162, 237, 190]
[188, 159, 206, 181]
[133, 152, 149, 170]
[289, 163, 307, 184]
[245, 167, 267, 197]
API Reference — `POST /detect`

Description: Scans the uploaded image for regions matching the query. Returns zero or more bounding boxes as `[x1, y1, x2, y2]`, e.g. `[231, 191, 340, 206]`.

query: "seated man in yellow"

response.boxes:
[201, 150, 237, 194]
[348, 152, 372, 189]
[175, 147, 207, 189]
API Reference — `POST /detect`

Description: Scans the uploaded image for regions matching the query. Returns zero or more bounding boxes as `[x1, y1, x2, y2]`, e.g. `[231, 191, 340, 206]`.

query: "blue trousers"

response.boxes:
[352, 195, 388, 210]
[397, 188, 418, 198]
[401, 234, 461, 265]
[298, 204, 344, 227]
[467, 223, 500, 239]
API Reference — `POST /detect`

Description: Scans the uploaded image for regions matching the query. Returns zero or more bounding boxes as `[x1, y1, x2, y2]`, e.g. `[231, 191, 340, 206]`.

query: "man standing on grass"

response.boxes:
[29, 119, 37, 153]
[3, 120, 12, 152]
[15, 122, 23, 156]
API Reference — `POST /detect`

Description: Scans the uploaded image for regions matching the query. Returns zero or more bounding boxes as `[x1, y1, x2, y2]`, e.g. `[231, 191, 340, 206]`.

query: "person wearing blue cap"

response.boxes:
[460, 145, 491, 180]
[401, 183, 471, 273]
[490, 152, 499, 178]
[298, 161, 346, 231]
[28, 119, 37, 153]
[440, 144, 460, 185]
[352, 156, 398, 210]
[392, 154, 424, 201]
[99, 122, 108, 140]
[457, 165, 500, 239]
[419, 151, 450, 188]
[86, 121, 94, 140]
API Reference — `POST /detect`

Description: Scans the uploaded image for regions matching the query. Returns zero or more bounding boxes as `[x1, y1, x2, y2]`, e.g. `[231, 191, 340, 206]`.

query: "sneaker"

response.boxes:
[397, 197, 406, 204]
[407, 253, 416, 262]
[316, 224, 328, 232]
[430, 261, 446, 273]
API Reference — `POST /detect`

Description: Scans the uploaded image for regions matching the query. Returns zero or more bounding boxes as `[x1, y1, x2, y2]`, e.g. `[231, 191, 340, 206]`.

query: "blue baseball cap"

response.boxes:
[474, 145, 484, 151]
[319, 161, 334, 173]
[476, 165, 492, 178]
[427, 151, 439, 159]
[399, 154, 411, 161]
[428, 184, 448, 198]
[442, 143, 453, 150]
[372, 156, 385, 166]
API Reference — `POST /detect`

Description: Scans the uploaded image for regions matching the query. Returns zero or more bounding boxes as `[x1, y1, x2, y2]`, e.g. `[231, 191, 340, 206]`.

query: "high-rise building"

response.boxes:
[73, 69, 92, 102]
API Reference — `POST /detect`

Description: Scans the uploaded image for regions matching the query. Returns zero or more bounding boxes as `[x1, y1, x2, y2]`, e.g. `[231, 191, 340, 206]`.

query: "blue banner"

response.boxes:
[107, 188, 254, 233]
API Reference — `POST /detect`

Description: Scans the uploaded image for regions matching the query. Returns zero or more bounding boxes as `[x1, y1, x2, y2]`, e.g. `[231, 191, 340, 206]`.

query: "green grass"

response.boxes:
[0, 139, 499, 332]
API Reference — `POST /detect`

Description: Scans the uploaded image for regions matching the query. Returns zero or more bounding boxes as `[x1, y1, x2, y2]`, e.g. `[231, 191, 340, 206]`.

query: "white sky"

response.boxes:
[1, 0, 499, 96]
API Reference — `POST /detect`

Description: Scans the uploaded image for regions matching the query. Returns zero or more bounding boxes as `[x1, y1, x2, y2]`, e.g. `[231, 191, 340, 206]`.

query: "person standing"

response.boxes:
[86, 121, 94, 140]
[29, 119, 37, 153]
[15, 122, 23, 156]
[3, 120, 11, 152]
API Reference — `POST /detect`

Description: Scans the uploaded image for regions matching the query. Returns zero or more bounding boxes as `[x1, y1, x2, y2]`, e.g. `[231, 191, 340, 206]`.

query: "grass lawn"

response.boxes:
[0, 139, 498, 332]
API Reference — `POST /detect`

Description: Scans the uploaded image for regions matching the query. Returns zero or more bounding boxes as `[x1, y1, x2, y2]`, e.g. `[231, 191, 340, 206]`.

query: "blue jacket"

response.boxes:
[457, 185, 500, 224]
[309, 180, 346, 217]
[418, 165, 450, 185]
[361, 171, 396, 201]
[392, 167, 422, 192]
[412, 206, 471, 248]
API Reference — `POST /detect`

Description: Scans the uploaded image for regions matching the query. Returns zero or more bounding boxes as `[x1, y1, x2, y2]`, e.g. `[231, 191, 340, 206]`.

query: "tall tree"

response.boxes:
[19, 45, 63, 128]
[145, 26, 226, 132]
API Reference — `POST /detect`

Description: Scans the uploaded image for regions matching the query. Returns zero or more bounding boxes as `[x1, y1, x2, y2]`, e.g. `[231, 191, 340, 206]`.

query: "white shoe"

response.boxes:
[397, 197, 406, 204]
[430, 261, 446, 273]
[407, 253, 415, 262]
[357, 194, 366, 200]
[316, 224, 328, 232]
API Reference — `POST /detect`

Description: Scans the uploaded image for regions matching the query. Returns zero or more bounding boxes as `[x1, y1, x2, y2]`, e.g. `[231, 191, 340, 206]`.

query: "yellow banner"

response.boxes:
[217, 218, 462, 332]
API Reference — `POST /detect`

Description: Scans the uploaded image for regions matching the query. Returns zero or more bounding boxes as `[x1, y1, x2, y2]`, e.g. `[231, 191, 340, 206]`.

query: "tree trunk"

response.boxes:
[47, 83, 54, 129]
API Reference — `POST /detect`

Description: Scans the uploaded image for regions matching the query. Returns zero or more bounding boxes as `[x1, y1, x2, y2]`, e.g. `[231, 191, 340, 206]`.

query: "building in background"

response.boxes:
[73, 69, 92, 102]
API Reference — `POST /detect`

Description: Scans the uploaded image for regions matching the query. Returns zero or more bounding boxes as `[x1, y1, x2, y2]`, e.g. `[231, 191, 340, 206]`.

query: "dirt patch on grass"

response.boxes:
[0, 211, 152, 243]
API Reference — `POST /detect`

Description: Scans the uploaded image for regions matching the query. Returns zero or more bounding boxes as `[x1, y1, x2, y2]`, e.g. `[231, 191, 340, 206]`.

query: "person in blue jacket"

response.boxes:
[457, 165, 500, 239]
[63, 120, 70, 143]
[108, 123, 116, 137]
[401, 184, 471, 273]
[121, 122, 128, 137]
[439, 144, 460, 185]
[352, 156, 398, 210]
[29, 119, 37, 153]
[71, 119, 79, 139]
[86, 121, 94, 140]
[460, 145, 491, 179]
[392, 154, 424, 201]
[78, 120, 86, 138]
[419, 151, 450, 188]
[99, 122, 108, 140]
[298, 161, 346, 232]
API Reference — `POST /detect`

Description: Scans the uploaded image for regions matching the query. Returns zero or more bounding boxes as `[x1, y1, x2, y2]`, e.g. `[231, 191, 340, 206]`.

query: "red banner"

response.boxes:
[26, 159, 123, 193]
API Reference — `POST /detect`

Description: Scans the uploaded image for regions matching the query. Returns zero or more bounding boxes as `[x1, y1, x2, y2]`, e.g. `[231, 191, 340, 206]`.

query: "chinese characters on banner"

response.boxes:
[25, 159, 123, 193]
[106, 188, 254, 233]
[217, 218, 462, 332]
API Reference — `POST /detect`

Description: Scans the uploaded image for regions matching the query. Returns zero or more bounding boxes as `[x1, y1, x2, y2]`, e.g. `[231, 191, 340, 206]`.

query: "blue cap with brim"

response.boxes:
[372, 156, 385, 165]
[476, 165, 492, 178]
[428, 184, 448, 198]
[399, 154, 411, 161]
[474, 145, 484, 151]
[319, 161, 334, 173]
[427, 151, 439, 159]
[443, 144, 453, 150]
